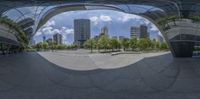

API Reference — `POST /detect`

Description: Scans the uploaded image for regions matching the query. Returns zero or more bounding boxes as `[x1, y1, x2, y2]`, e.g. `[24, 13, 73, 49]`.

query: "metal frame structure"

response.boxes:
[0, 0, 200, 57]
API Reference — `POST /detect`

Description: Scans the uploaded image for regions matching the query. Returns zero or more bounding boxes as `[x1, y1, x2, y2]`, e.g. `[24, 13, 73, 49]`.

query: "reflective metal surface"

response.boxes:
[0, 0, 200, 57]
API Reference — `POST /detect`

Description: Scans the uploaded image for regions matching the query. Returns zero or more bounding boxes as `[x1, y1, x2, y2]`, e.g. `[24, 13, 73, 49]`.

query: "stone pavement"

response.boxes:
[38, 51, 167, 70]
[0, 52, 200, 99]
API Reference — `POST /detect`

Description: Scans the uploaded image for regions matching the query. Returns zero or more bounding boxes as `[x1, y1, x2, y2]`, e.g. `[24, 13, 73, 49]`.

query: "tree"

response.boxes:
[42, 42, 49, 50]
[98, 35, 110, 51]
[129, 38, 137, 51]
[121, 38, 129, 51]
[160, 42, 168, 50]
[155, 41, 161, 49]
[48, 41, 57, 50]
[56, 44, 66, 50]
[137, 38, 151, 50]
[109, 38, 119, 51]
[168, 16, 178, 26]
[84, 39, 96, 53]
[34, 42, 43, 51]
[149, 39, 157, 49]
[0, 17, 28, 49]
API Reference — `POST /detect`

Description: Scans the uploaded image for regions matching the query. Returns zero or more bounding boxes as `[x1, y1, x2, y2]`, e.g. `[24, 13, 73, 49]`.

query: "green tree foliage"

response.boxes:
[56, 44, 66, 50]
[98, 35, 110, 51]
[159, 42, 168, 50]
[34, 42, 43, 50]
[129, 38, 137, 51]
[137, 38, 151, 50]
[190, 16, 200, 22]
[149, 39, 156, 49]
[156, 15, 179, 30]
[0, 17, 28, 49]
[48, 41, 57, 50]
[156, 42, 161, 49]
[121, 38, 129, 51]
[109, 38, 120, 51]
[33, 42, 78, 51]
[167, 16, 178, 26]
[84, 39, 96, 53]
[42, 42, 49, 50]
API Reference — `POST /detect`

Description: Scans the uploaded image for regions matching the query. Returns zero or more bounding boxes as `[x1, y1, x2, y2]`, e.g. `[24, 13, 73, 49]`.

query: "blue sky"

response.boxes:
[34, 10, 162, 45]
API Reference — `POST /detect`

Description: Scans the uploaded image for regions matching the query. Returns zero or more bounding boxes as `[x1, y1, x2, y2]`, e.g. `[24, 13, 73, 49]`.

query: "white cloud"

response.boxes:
[35, 20, 57, 36]
[90, 16, 99, 25]
[61, 28, 74, 45]
[118, 14, 141, 22]
[100, 15, 112, 22]
[60, 27, 74, 35]
[149, 25, 162, 36]
[52, 29, 60, 34]
[89, 15, 112, 25]
[90, 16, 98, 22]
[150, 25, 158, 31]
[42, 27, 53, 32]
[44, 20, 56, 27]
[64, 29, 74, 34]
[35, 31, 42, 36]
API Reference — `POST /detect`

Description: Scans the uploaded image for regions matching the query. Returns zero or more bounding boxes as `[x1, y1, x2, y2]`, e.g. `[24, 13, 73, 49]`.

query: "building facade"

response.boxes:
[112, 36, 118, 39]
[53, 33, 62, 45]
[0, 0, 199, 57]
[140, 25, 149, 39]
[101, 26, 108, 36]
[130, 25, 149, 39]
[46, 38, 53, 43]
[74, 19, 91, 48]
[130, 26, 140, 39]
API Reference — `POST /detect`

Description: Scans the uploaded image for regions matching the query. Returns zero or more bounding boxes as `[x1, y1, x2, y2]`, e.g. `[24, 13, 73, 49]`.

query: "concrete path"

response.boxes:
[0, 52, 200, 99]
[37, 51, 168, 70]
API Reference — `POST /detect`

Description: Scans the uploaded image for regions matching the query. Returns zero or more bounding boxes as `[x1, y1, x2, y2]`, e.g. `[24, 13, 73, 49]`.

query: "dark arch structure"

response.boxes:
[0, 0, 200, 57]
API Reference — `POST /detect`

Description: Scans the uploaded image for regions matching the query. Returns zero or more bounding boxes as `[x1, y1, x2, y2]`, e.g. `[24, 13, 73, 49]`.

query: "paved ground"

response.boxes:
[0, 51, 200, 99]
[38, 50, 169, 70]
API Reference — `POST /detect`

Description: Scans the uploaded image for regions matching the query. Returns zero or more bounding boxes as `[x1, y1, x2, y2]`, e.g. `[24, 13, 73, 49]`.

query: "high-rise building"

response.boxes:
[130, 25, 149, 39]
[119, 36, 128, 41]
[74, 19, 91, 48]
[46, 38, 53, 43]
[140, 25, 149, 39]
[112, 36, 118, 39]
[101, 26, 108, 35]
[53, 33, 62, 45]
[130, 26, 140, 39]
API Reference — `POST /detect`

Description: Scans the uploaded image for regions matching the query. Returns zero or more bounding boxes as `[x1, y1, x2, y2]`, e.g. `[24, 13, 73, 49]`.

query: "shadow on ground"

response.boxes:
[0, 52, 200, 99]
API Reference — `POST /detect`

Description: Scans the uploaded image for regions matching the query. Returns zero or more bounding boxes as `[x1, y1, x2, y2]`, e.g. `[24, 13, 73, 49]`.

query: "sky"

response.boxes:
[34, 10, 162, 45]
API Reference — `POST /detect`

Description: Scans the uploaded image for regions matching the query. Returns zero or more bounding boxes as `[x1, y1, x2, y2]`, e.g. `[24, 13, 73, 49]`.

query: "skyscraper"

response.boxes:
[46, 38, 53, 43]
[140, 25, 149, 39]
[130, 25, 149, 39]
[74, 19, 91, 48]
[101, 26, 108, 35]
[112, 36, 118, 39]
[119, 36, 126, 41]
[130, 26, 140, 39]
[53, 33, 62, 45]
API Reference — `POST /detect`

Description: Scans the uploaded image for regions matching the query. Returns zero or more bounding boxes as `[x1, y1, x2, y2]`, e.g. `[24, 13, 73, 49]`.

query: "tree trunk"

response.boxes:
[91, 47, 93, 53]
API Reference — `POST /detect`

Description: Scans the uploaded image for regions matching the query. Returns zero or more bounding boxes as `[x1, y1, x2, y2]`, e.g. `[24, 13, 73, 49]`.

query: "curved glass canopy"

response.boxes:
[0, 0, 200, 57]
